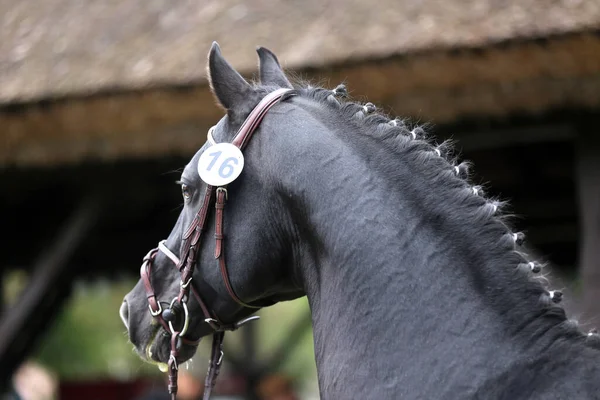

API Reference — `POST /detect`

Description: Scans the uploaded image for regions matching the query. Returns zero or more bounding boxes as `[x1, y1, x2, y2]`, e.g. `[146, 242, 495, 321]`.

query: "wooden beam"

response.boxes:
[576, 123, 600, 331]
[3, 33, 600, 168]
[0, 195, 101, 390]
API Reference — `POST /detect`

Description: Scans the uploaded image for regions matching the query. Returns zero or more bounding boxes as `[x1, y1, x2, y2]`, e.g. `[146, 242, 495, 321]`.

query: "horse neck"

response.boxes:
[264, 102, 587, 397]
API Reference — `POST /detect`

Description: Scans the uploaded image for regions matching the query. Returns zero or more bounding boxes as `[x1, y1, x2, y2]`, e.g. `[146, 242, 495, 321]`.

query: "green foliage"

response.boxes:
[33, 279, 162, 380]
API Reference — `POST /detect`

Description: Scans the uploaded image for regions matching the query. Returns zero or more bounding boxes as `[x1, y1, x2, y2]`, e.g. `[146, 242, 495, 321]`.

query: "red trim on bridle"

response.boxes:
[139, 88, 294, 400]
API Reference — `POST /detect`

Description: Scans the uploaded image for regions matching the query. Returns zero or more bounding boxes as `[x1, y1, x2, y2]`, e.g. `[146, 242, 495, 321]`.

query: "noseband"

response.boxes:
[139, 88, 293, 400]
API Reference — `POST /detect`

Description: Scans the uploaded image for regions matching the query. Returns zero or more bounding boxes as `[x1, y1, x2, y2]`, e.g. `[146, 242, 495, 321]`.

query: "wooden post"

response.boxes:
[576, 122, 600, 330]
[0, 195, 100, 391]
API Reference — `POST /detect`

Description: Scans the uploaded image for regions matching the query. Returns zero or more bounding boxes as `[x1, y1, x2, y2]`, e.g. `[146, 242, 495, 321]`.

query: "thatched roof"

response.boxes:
[2, 0, 599, 103]
[2, 32, 600, 167]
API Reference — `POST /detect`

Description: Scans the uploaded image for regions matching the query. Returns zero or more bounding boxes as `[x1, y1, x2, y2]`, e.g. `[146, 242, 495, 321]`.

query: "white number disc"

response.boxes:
[197, 143, 245, 186]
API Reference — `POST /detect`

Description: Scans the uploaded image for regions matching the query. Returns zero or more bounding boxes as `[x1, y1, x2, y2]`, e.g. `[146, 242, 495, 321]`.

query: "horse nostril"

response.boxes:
[120, 300, 129, 329]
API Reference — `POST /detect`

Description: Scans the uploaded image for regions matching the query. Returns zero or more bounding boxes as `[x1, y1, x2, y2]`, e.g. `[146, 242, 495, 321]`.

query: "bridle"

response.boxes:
[140, 88, 293, 400]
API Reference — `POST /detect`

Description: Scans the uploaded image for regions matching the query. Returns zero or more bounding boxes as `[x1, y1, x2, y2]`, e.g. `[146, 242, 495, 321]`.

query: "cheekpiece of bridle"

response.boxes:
[139, 88, 293, 400]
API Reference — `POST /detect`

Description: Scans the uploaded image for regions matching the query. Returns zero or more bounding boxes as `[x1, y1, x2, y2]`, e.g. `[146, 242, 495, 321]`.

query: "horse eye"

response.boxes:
[181, 184, 191, 200]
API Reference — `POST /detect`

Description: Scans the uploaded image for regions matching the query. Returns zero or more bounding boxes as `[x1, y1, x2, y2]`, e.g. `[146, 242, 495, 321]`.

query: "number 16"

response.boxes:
[207, 151, 238, 179]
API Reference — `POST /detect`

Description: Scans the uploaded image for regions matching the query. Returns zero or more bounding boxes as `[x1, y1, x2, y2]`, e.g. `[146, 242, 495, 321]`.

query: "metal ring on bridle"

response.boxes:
[168, 298, 190, 337]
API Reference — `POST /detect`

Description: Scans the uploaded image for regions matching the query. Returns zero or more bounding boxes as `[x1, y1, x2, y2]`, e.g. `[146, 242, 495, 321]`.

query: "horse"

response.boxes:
[120, 42, 600, 399]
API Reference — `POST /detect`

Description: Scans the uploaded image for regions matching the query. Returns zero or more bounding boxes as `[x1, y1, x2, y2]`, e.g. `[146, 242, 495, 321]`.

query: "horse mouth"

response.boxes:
[145, 328, 198, 368]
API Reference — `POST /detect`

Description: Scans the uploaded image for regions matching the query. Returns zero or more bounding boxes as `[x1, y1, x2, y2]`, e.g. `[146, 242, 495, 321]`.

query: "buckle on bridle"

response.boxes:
[169, 354, 178, 371]
[149, 301, 162, 317]
[180, 277, 193, 289]
[216, 187, 228, 200]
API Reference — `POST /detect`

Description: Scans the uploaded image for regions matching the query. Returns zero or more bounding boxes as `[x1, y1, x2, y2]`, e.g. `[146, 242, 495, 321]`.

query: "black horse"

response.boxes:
[121, 43, 600, 399]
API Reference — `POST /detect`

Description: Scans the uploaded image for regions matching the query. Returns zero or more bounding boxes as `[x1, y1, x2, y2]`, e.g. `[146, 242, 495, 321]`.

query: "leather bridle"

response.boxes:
[139, 88, 293, 400]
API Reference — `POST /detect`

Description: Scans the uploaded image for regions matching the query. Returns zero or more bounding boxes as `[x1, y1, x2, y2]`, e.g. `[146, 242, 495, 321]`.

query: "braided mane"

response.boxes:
[275, 81, 600, 348]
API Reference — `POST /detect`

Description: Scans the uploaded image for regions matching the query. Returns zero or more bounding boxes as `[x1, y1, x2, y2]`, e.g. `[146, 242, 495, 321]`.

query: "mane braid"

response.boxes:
[271, 83, 599, 347]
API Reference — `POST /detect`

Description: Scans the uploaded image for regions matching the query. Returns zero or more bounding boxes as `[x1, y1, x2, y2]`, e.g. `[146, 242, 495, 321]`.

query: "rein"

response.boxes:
[140, 88, 293, 400]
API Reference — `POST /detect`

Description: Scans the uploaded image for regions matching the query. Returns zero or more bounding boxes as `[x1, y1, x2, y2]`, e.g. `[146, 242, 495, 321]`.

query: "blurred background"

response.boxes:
[1, 1, 599, 399]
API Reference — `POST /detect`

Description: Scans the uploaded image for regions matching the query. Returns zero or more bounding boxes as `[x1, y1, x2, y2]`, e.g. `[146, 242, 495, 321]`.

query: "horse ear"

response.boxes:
[207, 42, 254, 113]
[256, 46, 293, 89]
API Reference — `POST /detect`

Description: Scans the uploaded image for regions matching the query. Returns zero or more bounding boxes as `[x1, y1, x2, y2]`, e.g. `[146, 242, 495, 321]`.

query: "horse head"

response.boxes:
[120, 43, 304, 370]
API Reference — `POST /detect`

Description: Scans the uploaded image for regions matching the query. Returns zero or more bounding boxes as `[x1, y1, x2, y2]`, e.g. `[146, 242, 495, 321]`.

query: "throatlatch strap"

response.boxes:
[214, 188, 261, 309]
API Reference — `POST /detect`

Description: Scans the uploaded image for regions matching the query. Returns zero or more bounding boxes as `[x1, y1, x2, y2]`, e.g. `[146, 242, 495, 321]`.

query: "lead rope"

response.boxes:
[167, 330, 224, 400]
[167, 323, 252, 400]
[168, 333, 180, 400]
[203, 332, 225, 400]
